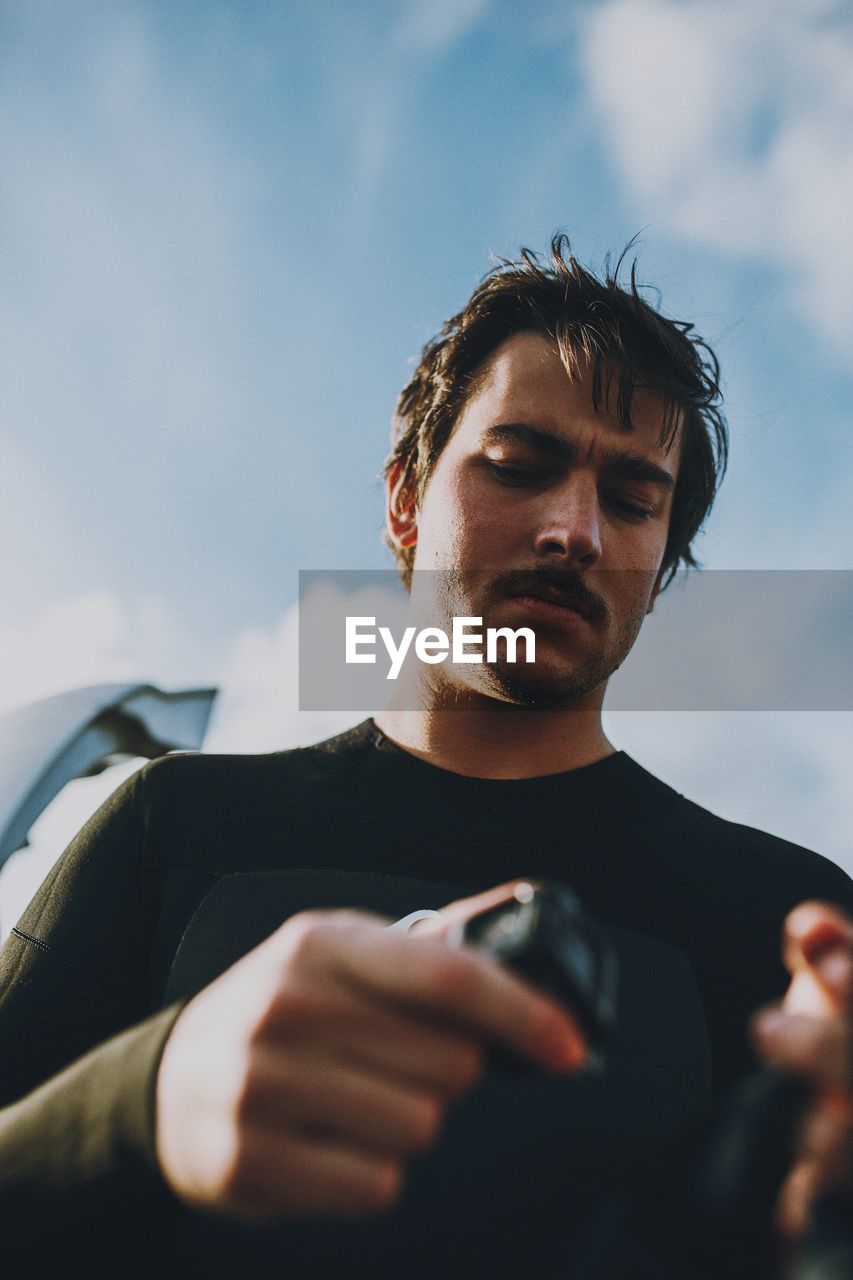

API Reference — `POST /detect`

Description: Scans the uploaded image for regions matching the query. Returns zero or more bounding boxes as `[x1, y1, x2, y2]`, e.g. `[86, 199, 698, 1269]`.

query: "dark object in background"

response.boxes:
[690, 1067, 813, 1229]
[691, 1069, 853, 1280]
[453, 880, 619, 1072]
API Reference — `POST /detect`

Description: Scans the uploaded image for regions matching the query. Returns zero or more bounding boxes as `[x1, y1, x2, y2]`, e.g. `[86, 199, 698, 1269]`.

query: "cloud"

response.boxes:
[0, 592, 134, 715]
[204, 583, 386, 753]
[393, 0, 493, 53]
[0, 585, 220, 719]
[580, 0, 853, 362]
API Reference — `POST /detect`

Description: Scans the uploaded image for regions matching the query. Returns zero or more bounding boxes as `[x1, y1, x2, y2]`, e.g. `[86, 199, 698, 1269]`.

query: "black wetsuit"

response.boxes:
[1, 720, 851, 1276]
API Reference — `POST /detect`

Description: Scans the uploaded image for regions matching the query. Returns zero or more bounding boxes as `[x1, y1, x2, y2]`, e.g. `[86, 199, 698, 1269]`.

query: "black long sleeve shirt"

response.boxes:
[2, 720, 851, 1276]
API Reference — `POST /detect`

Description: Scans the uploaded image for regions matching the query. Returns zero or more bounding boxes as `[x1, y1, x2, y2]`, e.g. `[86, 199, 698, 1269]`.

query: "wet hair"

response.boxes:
[384, 233, 728, 590]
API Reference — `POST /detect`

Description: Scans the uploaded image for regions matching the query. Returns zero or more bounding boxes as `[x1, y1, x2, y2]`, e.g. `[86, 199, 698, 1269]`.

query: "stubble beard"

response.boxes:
[431, 567, 651, 709]
[471, 602, 648, 709]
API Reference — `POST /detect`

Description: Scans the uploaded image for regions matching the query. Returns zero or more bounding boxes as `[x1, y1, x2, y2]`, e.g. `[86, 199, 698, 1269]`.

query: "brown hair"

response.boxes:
[384, 234, 727, 590]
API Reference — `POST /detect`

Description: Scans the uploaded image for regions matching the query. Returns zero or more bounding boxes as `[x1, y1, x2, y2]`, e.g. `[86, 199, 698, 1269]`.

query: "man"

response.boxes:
[1, 238, 850, 1278]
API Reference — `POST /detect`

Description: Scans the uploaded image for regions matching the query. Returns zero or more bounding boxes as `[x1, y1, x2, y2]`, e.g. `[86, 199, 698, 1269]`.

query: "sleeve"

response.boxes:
[0, 764, 187, 1258]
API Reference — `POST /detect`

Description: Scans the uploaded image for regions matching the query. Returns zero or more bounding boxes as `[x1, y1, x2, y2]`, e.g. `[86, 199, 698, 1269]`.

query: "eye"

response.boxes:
[607, 495, 656, 521]
[486, 462, 543, 486]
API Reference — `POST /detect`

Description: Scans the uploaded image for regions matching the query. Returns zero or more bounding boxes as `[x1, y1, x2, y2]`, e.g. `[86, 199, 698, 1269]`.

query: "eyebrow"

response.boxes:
[482, 423, 676, 492]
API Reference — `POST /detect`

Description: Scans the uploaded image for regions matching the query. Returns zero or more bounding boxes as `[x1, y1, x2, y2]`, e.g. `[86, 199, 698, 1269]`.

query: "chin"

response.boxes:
[481, 659, 609, 709]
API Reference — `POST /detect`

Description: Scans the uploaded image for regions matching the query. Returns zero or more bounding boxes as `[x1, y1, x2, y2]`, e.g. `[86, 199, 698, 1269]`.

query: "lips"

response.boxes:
[488, 569, 607, 627]
[507, 585, 591, 618]
[504, 583, 591, 622]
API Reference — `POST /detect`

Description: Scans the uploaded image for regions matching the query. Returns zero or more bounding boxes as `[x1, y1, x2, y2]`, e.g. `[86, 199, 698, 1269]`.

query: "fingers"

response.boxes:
[244, 1046, 445, 1156]
[225, 1126, 404, 1219]
[275, 910, 587, 1073]
[774, 1108, 853, 1239]
[775, 1159, 824, 1239]
[412, 879, 539, 941]
[323, 1006, 484, 1098]
[795, 1106, 853, 1184]
[752, 1008, 853, 1092]
[753, 915, 853, 1245]
[263, 985, 483, 1097]
[782, 901, 853, 1015]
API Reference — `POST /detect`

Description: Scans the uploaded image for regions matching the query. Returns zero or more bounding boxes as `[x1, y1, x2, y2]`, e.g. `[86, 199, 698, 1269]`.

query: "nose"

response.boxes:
[532, 476, 602, 567]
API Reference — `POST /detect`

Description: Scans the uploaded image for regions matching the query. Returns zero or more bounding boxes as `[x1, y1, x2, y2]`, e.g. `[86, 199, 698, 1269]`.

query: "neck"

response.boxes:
[373, 678, 615, 780]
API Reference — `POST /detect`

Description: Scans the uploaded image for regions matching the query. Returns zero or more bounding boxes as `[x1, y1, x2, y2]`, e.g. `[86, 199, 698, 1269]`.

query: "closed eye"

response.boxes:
[607, 495, 656, 520]
[486, 462, 545, 486]
[487, 461, 659, 519]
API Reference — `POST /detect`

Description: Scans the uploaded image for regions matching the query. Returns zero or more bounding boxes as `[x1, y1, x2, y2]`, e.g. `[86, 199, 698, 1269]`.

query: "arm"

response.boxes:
[1, 785, 588, 1232]
[0, 767, 185, 1256]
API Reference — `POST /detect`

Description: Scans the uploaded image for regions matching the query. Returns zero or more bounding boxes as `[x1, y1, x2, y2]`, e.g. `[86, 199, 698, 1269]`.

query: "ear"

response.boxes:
[385, 461, 418, 550]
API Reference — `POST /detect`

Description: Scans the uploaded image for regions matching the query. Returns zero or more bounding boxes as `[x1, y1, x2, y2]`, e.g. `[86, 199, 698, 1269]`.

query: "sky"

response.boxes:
[1, 0, 852, 928]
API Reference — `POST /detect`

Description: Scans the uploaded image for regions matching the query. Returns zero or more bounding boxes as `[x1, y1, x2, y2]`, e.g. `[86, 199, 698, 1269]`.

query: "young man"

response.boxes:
[1, 240, 850, 1278]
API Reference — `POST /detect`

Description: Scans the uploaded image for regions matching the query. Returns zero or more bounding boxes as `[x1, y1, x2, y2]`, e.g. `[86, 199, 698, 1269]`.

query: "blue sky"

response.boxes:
[1, 0, 852, 920]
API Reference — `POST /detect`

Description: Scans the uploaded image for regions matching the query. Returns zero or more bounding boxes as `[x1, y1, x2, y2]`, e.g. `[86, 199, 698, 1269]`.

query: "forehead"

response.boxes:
[454, 331, 680, 464]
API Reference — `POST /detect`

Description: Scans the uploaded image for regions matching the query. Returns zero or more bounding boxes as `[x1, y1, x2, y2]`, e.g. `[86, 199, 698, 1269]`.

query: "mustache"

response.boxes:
[488, 568, 609, 624]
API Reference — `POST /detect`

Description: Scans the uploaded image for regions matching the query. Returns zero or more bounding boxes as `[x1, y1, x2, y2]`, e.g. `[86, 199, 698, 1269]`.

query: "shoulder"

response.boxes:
[124, 721, 379, 875]
[675, 792, 851, 905]
[634, 774, 853, 961]
[135, 719, 376, 807]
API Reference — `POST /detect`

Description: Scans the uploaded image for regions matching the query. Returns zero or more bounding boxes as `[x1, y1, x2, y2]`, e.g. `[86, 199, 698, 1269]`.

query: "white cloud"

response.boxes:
[0, 588, 216, 718]
[0, 592, 134, 715]
[204, 584, 387, 753]
[203, 607, 358, 754]
[393, 0, 492, 53]
[580, 0, 853, 362]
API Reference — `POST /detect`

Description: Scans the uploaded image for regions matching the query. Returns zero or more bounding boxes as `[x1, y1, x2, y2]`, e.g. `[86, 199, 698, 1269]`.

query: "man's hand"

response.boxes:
[751, 900, 853, 1238]
[155, 882, 587, 1221]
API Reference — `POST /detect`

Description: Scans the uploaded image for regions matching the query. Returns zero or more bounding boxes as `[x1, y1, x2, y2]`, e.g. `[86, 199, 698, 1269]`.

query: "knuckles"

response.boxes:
[273, 908, 381, 975]
[275, 910, 338, 973]
[416, 947, 482, 1009]
[252, 984, 319, 1044]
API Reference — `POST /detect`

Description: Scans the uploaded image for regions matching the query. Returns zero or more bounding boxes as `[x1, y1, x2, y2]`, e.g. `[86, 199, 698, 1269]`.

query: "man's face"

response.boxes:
[388, 331, 680, 706]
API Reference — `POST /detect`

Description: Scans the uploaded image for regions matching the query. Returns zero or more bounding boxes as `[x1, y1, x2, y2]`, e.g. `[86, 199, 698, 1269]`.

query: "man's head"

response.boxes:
[384, 235, 727, 592]
[382, 236, 728, 707]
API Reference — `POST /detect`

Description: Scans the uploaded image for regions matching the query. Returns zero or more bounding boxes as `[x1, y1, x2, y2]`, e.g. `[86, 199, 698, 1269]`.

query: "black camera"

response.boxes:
[452, 880, 618, 1072]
